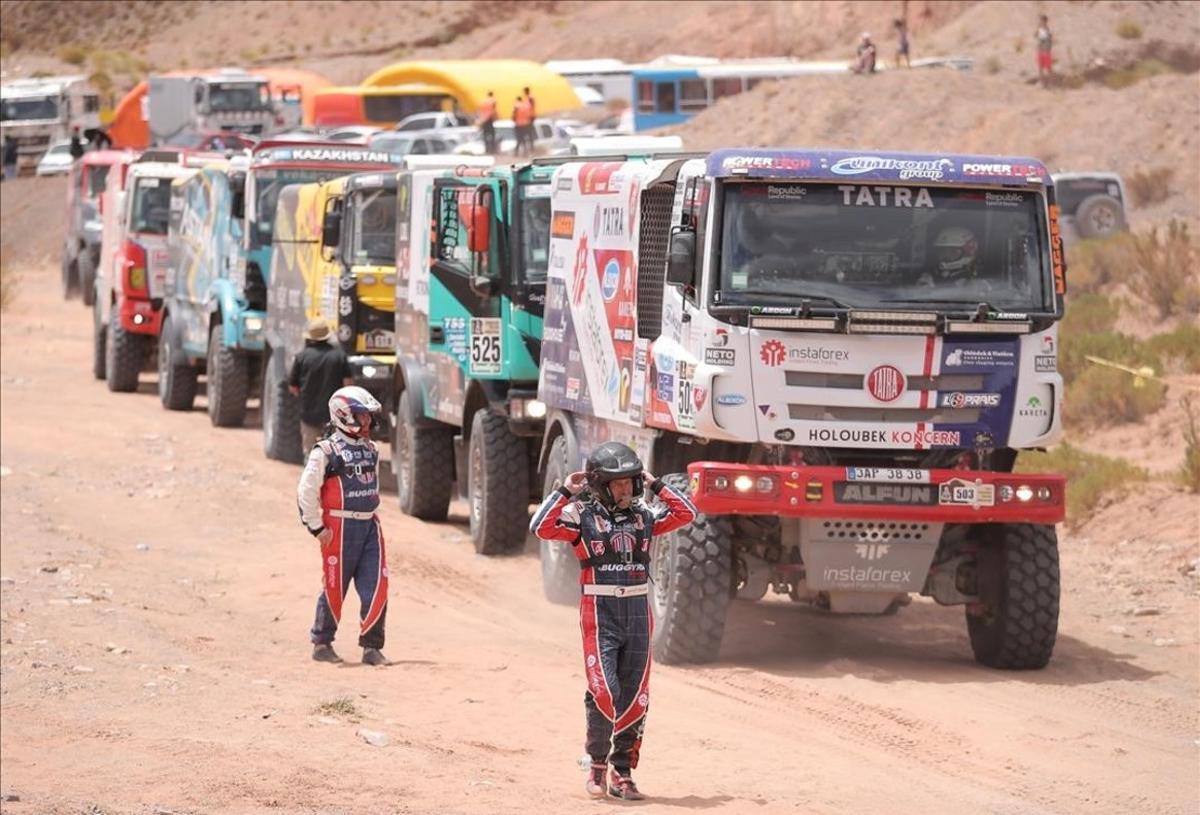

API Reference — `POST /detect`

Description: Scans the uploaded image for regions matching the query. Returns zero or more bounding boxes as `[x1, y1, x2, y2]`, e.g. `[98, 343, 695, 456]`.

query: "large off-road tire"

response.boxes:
[62, 251, 79, 299]
[966, 523, 1060, 670]
[1075, 194, 1126, 240]
[105, 307, 146, 393]
[206, 323, 249, 428]
[79, 250, 96, 307]
[467, 409, 530, 556]
[539, 434, 580, 605]
[157, 315, 198, 411]
[650, 478, 733, 665]
[91, 298, 107, 381]
[262, 350, 303, 463]
[392, 389, 453, 521]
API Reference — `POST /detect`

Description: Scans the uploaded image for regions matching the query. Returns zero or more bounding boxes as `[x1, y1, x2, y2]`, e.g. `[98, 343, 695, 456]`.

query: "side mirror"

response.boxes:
[321, 210, 342, 249]
[469, 275, 499, 297]
[666, 230, 695, 287]
[231, 191, 244, 220]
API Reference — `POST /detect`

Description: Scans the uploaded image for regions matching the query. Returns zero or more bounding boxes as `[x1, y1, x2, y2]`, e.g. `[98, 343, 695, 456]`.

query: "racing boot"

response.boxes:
[608, 769, 644, 801]
[585, 762, 607, 798]
[312, 644, 342, 663]
[362, 647, 389, 666]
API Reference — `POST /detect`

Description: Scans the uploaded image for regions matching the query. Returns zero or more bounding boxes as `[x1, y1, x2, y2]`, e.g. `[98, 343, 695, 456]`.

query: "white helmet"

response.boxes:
[328, 385, 381, 437]
[932, 226, 978, 277]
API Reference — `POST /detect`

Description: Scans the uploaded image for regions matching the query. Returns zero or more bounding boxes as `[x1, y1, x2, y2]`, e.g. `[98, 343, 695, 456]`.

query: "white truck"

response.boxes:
[535, 149, 1068, 670]
[147, 68, 276, 146]
[1, 75, 100, 173]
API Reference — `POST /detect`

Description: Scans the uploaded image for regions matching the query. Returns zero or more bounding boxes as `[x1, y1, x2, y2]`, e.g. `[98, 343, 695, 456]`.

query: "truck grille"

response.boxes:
[785, 371, 986, 424]
[636, 184, 674, 341]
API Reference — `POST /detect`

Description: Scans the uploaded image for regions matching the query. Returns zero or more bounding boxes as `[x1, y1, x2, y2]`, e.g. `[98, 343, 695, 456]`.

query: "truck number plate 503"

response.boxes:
[469, 318, 502, 375]
[845, 467, 930, 483]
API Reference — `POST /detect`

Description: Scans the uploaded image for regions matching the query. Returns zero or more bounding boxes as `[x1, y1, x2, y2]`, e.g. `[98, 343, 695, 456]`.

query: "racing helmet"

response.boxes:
[932, 226, 978, 277]
[328, 386, 381, 437]
[585, 442, 644, 509]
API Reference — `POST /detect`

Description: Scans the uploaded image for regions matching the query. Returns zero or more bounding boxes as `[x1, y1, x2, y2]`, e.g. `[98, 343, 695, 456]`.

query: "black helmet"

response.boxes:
[585, 442, 644, 509]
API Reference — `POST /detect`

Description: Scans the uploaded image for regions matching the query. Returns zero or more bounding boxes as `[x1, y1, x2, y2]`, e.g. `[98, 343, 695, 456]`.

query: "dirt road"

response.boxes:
[1, 177, 1196, 814]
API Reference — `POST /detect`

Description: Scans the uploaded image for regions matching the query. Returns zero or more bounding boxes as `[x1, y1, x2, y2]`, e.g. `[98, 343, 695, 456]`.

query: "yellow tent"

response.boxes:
[360, 59, 582, 115]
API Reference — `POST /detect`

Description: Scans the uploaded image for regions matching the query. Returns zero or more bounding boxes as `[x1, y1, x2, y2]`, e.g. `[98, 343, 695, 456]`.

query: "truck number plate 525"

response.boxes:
[845, 467, 930, 483]
[469, 318, 502, 375]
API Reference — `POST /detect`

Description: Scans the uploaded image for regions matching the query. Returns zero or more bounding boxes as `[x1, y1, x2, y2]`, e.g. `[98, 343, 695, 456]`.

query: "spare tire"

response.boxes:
[1075, 194, 1126, 239]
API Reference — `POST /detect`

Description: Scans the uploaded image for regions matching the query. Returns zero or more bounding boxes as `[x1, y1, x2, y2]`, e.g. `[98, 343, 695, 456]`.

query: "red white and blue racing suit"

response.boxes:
[531, 478, 697, 772]
[297, 431, 388, 649]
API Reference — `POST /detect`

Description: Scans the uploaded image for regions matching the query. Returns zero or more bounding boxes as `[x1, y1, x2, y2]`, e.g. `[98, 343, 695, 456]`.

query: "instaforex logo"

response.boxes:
[759, 341, 849, 368]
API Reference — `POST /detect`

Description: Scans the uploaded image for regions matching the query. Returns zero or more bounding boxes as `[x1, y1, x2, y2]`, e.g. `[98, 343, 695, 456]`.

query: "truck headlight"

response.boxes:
[243, 316, 263, 333]
[1015, 485, 1034, 502]
[525, 399, 546, 419]
[734, 475, 754, 492]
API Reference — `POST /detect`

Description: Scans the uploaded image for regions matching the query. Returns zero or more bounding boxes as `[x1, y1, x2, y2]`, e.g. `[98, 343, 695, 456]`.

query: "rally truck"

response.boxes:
[1, 75, 100, 173]
[148, 68, 276, 145]
[390, 156, 567, 555]
[537, 149, 1067, 669]
[62, 149, 130, 304]
[158, 141, 406, 427]
[261, 171, 400, 463]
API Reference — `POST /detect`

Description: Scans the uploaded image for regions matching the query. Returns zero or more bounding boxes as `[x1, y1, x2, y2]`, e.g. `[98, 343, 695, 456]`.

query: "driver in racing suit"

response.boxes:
[297, 386, 389, 666]
[530, 442, 697, 800]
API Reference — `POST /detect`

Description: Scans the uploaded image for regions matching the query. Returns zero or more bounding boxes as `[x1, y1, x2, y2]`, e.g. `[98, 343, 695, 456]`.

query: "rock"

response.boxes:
[357, 728, 389, 747]
[2, 793, 20, 802]
[1108, 625, 1128, 635]
[316, 716, 340, 725]
[72, 665, 95, 673]
[135, 543, 151, 552]
[39, 565, 58, 573]
[1153, 638, 1176, 647]
[0, 576, 14, 586]
[251, 678, 273, 686]
[1131, 607, 1161, 617]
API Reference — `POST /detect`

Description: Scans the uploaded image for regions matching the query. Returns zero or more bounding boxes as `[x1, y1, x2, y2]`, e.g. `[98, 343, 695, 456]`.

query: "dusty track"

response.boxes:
[1, 177, 1197, 814]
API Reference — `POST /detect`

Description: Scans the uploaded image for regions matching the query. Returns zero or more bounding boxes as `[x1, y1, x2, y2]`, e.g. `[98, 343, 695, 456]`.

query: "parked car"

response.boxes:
[322, 125, 383, 144]
[393, 111, 472, 132]
[170, 130, 257, 152]
[452, 119, 572, 156]
[36, 140, 74, 176]
[366, 131, 457, 156]
[1051, 172, 1128, 241]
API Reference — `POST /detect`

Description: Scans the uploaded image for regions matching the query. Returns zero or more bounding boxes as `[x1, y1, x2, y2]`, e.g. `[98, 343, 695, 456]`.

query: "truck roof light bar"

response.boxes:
[750, 316, 839, 331]
[847, 322, 936, 335]
[850, 310, 938, 322]
[945, 320, 1031, 334]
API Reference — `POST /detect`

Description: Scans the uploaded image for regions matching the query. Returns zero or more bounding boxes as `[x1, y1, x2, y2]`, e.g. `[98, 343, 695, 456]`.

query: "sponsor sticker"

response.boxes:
[865, 365, 906, 402]
[940, 392, 1002, 409]
[469, 318, 502, 375]
[943, 345, 1017, 369]
[829, 156, 954, 181]
[716, 393, 747, 406]
[551, 211, 575, 239]
[938, 478, 996, 507]
[774, 428, 795, 442]
[705, 347, 735, 366]
[1019, 395, 1050, 418]
[838, 185, 934, 208]
[833, 482, 938, 505]
[1035, 355, 1057, 372]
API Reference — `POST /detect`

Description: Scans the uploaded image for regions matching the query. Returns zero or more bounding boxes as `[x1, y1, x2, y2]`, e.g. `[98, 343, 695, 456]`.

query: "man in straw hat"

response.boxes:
[289, 317, 353, 451]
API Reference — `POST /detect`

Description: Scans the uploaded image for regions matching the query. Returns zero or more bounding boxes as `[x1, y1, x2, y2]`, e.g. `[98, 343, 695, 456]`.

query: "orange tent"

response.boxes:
[107, 67, 333, 149]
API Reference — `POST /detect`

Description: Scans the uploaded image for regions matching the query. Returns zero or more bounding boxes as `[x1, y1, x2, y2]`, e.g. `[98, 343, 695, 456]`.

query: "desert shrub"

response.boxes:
[1013, 37, 1025, 54]
[1181, 395, 1200, 493]
[1145, 325, 1200, 373]
[1128, 219, 1200, 318]
[1115, 20, 1143, 40]
[58, 44, 88, 65]
[1102, 58, 1170, 89]
[1125, 166, 1173, 207]
[1062, 292, 1119, 335]
[88, 70, 113, 95]
[985, 56, 1002, 75]
[1058, 328, 1159, 384]
[1064, 232, 1136, 293]
[0, 260, 17, 311]
[1066, 364, 1167, 426]
[312, 696, 360, 720]
[1017, 443, 1147, 525]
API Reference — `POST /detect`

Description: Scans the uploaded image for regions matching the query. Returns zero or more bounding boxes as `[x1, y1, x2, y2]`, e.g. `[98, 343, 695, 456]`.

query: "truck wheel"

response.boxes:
[62, 254, 79, 299]
[650, 479, 733, 665]
[393, 389, 453, 521]
[539, 435, 581, 605]
[1075, 194, 1126, 239]
[206, 324, 249, 428]
[91, 298, 107, 381]
[262, 350, 302, 463]
[967, 523, 1060, 670]
[467, 409, 530, 556]
[157, 315, 197, 411]
[79, 250, 96, 307]
[105, 308, 145, 393]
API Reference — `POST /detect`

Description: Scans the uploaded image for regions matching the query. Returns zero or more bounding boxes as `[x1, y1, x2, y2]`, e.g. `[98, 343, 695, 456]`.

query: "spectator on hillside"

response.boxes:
[2, 135, 17, 181]
[1035, 14, 1054, 85]
[852, 32, 877, 74]
[68, 126, 85, 160]
[894, 18, 911, 68]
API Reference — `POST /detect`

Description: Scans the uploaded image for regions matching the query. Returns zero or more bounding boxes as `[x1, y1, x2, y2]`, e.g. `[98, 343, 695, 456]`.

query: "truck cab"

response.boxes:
[261, 171, 401, 462]
[62, 149, 131, 304]
[1, 75, 101, 172]
[389, 157, 563, 553]
[148, 68, 276, 145]
[538, 149, 1068, 670]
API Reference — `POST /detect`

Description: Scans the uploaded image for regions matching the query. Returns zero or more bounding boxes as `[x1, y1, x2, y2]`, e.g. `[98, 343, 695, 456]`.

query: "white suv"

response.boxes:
[393, 111, 472, 132]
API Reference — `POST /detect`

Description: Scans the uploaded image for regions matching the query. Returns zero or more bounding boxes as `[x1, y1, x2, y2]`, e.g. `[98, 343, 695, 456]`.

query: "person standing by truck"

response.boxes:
[478, 90, 498, 155]
[530, 442, 698, 800]
[2, 135, 16, 181]
[288, 318, 353, 452]
[297, 386, 390, 666]
[69, 126, 85, 160]
[512, 93, 534, 157]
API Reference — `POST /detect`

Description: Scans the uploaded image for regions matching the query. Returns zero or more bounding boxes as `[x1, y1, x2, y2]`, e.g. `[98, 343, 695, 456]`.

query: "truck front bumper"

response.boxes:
[686, 463, 1066, 525]
[119, 297, 163, 336]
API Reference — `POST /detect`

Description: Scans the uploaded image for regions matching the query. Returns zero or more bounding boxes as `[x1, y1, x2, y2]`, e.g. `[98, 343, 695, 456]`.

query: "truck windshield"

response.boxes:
[350, 189, 396, 265]
[208, 82, 270, 112]
[250, 168, 333, 248]
[718, 182, 1052, 312]
[519, 193, 551, 282]
[1, 96, 58, 121]
[130, 177, 173, 235]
